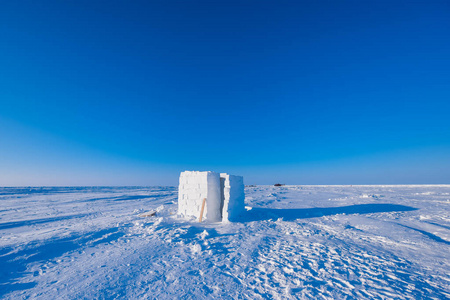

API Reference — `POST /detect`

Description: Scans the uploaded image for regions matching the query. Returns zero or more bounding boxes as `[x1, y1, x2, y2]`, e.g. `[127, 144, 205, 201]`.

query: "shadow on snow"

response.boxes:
[0, 214, 89, 230]
[0, 227, 125, 298]
[239, 203, 418, 222]
[399, 224, 450, 245]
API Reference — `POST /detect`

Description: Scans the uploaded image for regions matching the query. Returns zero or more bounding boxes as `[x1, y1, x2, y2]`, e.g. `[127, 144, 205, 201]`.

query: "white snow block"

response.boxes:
[178, 171, 221, 222]
[220, 173, 245, 222]
[178, 171, 245, 222]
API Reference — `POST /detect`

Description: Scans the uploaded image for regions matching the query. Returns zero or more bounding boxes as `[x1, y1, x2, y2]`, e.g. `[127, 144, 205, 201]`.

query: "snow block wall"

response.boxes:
[220, 173, 245, 222]
[178, 171, 245, 222]
[178, 171, 221, 222]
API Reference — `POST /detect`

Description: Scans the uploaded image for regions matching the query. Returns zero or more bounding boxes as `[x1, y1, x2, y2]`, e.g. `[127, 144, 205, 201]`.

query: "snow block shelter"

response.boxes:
[178, 171, 245, 222]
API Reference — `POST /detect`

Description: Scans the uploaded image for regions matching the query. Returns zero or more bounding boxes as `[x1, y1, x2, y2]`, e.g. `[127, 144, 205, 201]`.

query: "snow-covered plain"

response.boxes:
[1, 185, 449, 299]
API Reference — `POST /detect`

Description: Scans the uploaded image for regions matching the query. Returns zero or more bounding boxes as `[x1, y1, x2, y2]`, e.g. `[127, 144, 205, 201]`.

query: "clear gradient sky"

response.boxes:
[1, 1, 449, 186]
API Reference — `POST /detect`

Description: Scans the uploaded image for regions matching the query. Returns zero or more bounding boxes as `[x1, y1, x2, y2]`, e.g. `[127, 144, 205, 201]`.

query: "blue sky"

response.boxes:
[1, 1, 449, 186]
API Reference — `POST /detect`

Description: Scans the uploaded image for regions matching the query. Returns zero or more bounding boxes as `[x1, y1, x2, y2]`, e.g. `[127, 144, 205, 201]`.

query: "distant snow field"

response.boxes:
[1, 185, 449, 299]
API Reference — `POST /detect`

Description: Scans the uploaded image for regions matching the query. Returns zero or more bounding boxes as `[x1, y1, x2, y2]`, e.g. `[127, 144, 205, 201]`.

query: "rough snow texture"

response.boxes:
[178, 171, 221, 222]
[220, 173, 245, 222]
[1, 185, 450, 299]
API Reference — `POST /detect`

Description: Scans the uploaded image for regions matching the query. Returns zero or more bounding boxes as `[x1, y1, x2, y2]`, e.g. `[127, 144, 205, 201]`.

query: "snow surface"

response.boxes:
[1, 185, 450, 299]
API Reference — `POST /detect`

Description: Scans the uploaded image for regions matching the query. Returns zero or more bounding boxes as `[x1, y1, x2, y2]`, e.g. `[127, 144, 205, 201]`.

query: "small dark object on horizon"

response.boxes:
[274, 183, 285, 187]
[246, 185, 257, 187]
